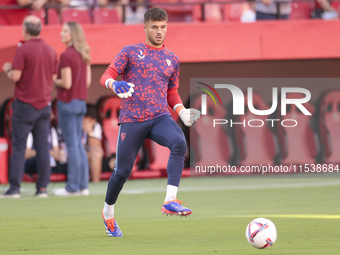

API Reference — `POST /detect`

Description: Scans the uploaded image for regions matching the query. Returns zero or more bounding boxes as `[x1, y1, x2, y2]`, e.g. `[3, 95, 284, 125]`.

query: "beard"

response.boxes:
[147, 34, 165, 46]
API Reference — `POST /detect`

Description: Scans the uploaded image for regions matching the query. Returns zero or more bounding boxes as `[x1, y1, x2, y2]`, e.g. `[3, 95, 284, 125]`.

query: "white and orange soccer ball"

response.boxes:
[245, 218, 277, 249]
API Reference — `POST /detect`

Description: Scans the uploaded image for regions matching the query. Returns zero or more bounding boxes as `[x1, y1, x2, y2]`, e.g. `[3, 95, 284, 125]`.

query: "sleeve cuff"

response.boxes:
[105, 78, 115, 89]
[174, 104, 185, 115]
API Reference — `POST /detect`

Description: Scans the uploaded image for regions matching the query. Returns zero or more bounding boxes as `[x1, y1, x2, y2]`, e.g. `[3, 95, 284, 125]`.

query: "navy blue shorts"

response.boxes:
[105, 114, 186, 205]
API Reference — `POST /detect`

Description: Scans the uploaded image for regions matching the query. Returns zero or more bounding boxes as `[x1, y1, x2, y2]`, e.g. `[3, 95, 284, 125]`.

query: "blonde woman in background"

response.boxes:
[54, 22, 91, 196]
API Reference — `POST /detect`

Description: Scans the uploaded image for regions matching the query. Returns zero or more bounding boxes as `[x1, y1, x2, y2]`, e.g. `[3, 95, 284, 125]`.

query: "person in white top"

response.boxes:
[25, 126, 67, 179]
[82, 104, 104, 183]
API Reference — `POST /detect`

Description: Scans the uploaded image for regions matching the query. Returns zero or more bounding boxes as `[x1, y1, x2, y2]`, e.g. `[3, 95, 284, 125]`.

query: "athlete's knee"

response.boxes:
[114, 166, 132, 181]
[110, 171, 129, 186]
[116, 172, 129, 183]
[171, 135, 186, 154]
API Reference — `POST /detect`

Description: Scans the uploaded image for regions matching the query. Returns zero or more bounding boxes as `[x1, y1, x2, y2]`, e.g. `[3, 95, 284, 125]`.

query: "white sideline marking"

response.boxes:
[222, 214, 340, 219]
[120, 180, 340, 195]
[2, 179, 339, 197]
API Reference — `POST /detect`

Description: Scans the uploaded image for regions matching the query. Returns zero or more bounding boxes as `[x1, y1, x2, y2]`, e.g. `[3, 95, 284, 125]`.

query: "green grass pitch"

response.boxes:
[0, 174, 339, 255]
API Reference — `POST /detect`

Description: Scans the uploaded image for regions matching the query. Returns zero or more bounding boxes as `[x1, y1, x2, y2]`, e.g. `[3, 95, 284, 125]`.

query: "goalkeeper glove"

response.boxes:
[175, 104, 201, 127]
[105, 79, 135, 99]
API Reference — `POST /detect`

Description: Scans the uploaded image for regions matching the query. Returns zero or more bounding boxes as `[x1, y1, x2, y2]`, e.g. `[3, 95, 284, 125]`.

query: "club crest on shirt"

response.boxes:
[121, 132, 126, 141]
[166, 59, 171, 66]
[138, 50, 145, 60]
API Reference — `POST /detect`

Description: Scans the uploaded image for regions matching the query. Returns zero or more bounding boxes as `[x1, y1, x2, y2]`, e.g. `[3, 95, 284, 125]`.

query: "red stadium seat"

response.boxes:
[145, 139, 170, 171]
[31, 9, 60, 25]
[318, 90, 340, 164]
[129, 168, 162, 179]
[97, 96, 120, 158]
[0, 137, 8, 184]
[0, 98, 13, 184]
[192, 2, 222, 22]
[62, 9, 92, 24]
[331, 1, 340, 15]
[150, 0, 193, 22]
[97, 96, 121, 179]
[190, 93, 233, 175]
[93, 9, 121, 24]
[276, 93, 319, 165]
[47, 9, 60, 25]
[97, 96, 160, 178]
[223, 3, 243, 22]
[290, 2, 312, 20]
[2, 98, 14, 156]
[142, 137, 188, 177]
[234, 92, 278, 167]
[131, 138, 164, 178]
[140, 106, 185, 177]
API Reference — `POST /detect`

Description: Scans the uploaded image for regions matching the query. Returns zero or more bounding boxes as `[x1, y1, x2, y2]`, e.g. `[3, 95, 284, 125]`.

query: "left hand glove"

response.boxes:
[179, 108, 201, 127]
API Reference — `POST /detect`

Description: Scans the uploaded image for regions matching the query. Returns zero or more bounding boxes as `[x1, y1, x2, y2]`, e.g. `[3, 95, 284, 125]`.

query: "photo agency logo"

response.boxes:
[196, 82, 312, 128]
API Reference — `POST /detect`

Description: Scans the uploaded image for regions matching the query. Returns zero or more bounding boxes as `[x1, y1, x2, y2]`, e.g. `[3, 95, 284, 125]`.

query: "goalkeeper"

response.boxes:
[99, 6, 200, 237]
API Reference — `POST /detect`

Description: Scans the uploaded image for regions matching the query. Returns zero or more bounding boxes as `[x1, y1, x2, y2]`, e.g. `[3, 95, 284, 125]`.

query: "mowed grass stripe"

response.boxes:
[0, 177, 339, 254]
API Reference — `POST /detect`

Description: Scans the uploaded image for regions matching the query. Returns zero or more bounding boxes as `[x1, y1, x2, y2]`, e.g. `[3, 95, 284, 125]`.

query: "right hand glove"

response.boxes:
[179, 108, 201, 127]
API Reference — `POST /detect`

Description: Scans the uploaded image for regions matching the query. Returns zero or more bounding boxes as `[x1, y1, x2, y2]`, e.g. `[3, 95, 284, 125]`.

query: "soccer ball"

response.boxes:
[245, 218, 277, 249]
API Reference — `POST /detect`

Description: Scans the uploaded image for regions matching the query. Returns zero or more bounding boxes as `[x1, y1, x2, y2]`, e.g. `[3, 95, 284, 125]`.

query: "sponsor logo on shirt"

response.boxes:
[138, 50, 145, 60]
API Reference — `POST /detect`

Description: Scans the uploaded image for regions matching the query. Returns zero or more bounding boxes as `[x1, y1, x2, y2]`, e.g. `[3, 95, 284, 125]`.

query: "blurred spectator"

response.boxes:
[46, 0, 108, 22]
[0, 0, 69, 26]
[32, 0, 49, 10]
[241, 2, 256, 22]
[95, 0, 141, 23]
[124, 0, 147, 24]
[312, 0, 339, 20]
[82, 105, 104, 183]
[51, 0, 69, 3]
[49, 0, 70, 6]
[250, 0, 292, 20]
[54, 22, 91, 197]
[64, 0, 108, 8]
[25, 125, 67, 178]
[104, 153, 116, 171]
[1, 15, 57, 198]
[1, 0, 30, 25]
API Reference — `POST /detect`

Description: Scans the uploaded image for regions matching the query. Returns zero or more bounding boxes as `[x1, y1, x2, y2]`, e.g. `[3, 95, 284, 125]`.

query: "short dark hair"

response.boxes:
[144, 7, 168, 23]
[24, 20, 41, 36]
[86, 104, 98, 120]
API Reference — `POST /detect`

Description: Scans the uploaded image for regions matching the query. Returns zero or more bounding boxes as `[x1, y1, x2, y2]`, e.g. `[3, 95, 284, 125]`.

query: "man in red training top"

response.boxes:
[1, 15, 57, 198]
[99, 7, 200, 237]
